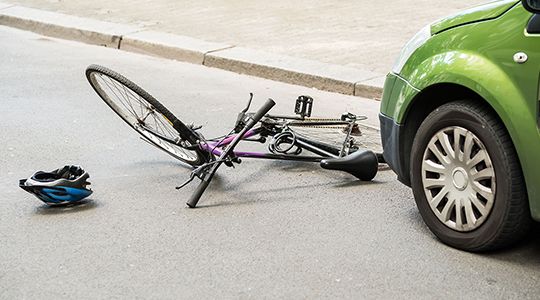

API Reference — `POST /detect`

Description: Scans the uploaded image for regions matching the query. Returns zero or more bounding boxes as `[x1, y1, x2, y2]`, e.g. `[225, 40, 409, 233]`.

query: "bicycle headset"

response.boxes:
[19, 165, 93, 205]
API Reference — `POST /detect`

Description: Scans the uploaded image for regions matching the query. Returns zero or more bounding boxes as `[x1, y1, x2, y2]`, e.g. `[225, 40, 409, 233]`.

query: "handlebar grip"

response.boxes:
[186, 179, 210, 208]
[248, 98, 276, 126]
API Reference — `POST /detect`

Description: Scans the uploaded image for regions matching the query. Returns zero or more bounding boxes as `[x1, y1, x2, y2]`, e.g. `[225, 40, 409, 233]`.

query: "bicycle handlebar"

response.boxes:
[186, 98, 276, 208]
[248, 98, 276, 126]
[186, 178, 210, 208]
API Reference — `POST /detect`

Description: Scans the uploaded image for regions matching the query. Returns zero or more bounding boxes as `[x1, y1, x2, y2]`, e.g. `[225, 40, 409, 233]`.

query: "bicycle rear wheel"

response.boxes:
[86, 64, 207, 166]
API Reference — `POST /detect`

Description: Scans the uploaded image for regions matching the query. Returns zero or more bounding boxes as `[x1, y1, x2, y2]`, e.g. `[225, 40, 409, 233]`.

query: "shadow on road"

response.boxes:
[195, 181, 339, 208]
[484, 223, 540, 268]
[406, 207, 540, 267]
[330, 179, 386, 188]
[190, 159, 392, 209]
[33, 199, 101, 215]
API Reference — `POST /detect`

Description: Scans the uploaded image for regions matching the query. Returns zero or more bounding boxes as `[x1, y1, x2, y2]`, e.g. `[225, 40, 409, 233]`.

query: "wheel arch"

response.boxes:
[398, 83, 491, 185]
[397, 78, 539, 220]
[392, 44, 540, 220]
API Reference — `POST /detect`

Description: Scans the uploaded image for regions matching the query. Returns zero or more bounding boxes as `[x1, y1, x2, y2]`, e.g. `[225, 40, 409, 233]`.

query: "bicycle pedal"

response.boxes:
[342, 124, 362, 136]
[340, 112, 357, 121]
[294, 95, 313, 119]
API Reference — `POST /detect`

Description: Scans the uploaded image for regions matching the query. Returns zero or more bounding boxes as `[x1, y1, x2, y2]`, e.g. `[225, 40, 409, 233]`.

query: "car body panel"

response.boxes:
[380, 4, 540, 220]
[431, 0, 519, 34]
[379, 111, 408, 183]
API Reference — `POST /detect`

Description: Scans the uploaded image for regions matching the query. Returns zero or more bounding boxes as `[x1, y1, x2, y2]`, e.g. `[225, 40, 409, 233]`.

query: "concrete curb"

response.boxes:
[121, 30, 234, 65]
[204, 47, 383, 97]
[0, 5, 140, 48]
[0, 3, 384, 99]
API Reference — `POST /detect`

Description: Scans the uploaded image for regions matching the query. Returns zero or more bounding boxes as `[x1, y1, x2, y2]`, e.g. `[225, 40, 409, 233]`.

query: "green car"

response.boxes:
[380, 0, 540, 251]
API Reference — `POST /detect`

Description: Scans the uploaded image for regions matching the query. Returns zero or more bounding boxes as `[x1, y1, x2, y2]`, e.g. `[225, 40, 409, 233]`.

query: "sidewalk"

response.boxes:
[0, 0, 483, 98]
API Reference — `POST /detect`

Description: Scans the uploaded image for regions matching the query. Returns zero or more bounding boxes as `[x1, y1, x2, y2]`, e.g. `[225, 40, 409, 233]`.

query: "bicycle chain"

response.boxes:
[288, 118, 363, 135]
[288, 118, 347, 129]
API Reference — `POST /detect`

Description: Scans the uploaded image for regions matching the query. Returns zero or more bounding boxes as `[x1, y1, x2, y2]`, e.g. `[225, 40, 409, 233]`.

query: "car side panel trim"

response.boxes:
[379, 113, 410, 186]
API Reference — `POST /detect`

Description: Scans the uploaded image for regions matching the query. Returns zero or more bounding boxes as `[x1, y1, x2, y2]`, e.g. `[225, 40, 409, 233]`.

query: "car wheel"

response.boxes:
[410, 101, 531, 252]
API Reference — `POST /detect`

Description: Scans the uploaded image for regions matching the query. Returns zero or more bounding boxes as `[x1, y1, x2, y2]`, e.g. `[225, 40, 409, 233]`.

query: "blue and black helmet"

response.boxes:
[19, 165, 92, 205]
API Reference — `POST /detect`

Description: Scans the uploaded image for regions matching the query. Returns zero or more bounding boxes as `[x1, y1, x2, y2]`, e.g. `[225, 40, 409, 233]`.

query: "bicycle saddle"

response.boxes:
[320, 149, 378, 181]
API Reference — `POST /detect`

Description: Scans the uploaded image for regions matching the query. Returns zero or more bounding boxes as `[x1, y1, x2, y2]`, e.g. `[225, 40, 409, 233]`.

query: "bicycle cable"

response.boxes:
[198, 128, 236, 162]
[268, 130, 302, 155]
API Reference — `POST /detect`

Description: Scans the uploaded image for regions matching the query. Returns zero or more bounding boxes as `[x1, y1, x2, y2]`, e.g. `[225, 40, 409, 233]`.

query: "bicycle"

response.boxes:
[85, 64, 383, 208]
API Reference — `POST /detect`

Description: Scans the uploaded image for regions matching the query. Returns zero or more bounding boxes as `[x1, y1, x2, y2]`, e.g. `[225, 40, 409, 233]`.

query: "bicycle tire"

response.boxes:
[85, 64, 207, 167]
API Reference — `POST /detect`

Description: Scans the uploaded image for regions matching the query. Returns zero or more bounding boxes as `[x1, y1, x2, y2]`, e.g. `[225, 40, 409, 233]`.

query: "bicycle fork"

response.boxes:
[186, 99, 276, 208]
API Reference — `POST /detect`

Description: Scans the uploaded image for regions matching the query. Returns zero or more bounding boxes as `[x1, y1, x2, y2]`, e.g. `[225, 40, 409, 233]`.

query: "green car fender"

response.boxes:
[390, 49, 540, 221]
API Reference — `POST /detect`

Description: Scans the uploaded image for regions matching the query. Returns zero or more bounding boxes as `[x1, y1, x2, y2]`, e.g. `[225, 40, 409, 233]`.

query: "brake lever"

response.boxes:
[234, 93, 255, 133]
[176, 156, 240, 189]
[242, 93, 254, 114]
[175, 164, 211, 189]
[176, 173, 196, 190]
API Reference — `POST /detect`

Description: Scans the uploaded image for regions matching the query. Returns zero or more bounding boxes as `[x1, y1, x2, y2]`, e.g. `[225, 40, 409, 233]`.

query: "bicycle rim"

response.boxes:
[86, 65, 204, 166]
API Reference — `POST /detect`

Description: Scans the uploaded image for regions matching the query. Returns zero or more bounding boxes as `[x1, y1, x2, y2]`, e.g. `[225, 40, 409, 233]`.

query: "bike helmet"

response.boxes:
[19, 165, 92, 205]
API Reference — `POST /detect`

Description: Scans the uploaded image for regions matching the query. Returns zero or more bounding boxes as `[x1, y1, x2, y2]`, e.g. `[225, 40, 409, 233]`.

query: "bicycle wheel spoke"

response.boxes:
[122, 83, 151, 114]
[151, 113, 168, 136]
[100, 75, 139, 118]
[87, 65, 202, 165]
[106, 75, 149, 120]
[152, 112, 177, 137]
[148, 113, 193, 157]
[120, 84, 140, 116]
[114, 78, 143, 119]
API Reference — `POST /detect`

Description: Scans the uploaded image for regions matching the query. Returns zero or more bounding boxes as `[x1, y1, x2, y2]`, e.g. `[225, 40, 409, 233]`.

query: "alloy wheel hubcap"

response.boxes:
[421, 126, 496, 232]
[452, 167, 468, 191]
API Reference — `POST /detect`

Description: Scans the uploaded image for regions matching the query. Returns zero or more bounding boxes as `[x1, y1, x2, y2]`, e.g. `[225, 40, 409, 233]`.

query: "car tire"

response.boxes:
[410, 100, 531, 252]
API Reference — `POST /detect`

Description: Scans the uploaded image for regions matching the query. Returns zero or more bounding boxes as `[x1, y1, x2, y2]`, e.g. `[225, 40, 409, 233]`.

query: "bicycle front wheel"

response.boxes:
[86, 64, 206, 166]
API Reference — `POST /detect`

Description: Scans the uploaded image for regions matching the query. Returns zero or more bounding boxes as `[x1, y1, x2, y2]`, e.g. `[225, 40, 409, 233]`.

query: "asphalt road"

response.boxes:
[1, 26, 539, 299]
